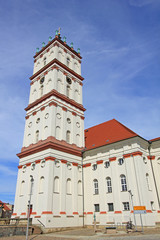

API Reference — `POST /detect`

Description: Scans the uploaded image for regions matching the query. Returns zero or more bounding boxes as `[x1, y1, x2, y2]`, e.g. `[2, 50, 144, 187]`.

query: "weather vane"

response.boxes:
[58, 27, 61, 35]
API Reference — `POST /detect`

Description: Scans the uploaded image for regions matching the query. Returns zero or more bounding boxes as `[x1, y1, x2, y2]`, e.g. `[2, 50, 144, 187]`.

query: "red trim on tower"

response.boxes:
[147, 156, 155, 160]
[12, 213, 17, 216]
[49, 101, 57, 107]
[87, 212, 93, 214]
[34, 216, 41, 218]
[100, 211, 107, 214]
[17, 136, 83, 158]
[61, 160, 67, 164]
[42, 211, 53, 214]
[35, 159, 41, 164]
[25, 89, 85, 112]
[44, 71, 48, 75]
[72, 112, 77, 116]
[62, 107, 67, 112]
[32, 111, 37, 116]
[132, 151, 142, 156]
[123, 153, 131, 158]
[25, 116, 29, 119]
[31, 212, 37, 215]
[97, 160, 103, 164]
[34, 37, 82, 59]
[41, 106, 45, 111]
[83, 163, 91, 168]
[109, 157, 116, 162]
[73, 212, 78, 215]
[80, 116, 85, 120]
[18, 165, 22, 169]
[146, 210, 152, 213]
[60, 212, 66, 214]
[30, 59, 83, 81]
[72, 162, 78, 166]
[114, 211, 122, 214]
[157, 210, 160, 213]
[45, 156, 56, 161]
[26, 163, 31, 166]
[21, 212, 26, 215]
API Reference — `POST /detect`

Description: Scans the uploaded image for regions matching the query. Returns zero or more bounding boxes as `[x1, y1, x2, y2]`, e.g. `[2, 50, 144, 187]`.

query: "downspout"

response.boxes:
[148, 141, 160, 209]
[81, 149, 85, 228]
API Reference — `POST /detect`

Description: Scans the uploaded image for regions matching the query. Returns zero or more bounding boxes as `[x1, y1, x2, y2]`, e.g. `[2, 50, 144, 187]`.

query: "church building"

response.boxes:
[12, 31, 160, 229]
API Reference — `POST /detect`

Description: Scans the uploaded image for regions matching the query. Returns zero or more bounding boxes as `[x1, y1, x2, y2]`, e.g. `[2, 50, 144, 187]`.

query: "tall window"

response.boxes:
[146, 173, 152, 191]
[66, 130, 71, 144]
[66, 178, 72, 194]
[20, 181, 25, 196]
[35, 130, 39, 143]
[54, 176, 59, 193]
[39, 177, 44, 193]
[94, 204, 100, 212]
[123, 202, 130, 211]
[93, 179, 99, 195]
[108, 203, 114, 212]
[66, 85, 70, 98]
[43, 57, 47, 66]
[120, 175, 127, 191]
[40, 85, 44, 97]
[67, 57, 70, 67]
[56, 126, 61, 140]
[78, 180, 82, 195]
[106, 177, 112, 193]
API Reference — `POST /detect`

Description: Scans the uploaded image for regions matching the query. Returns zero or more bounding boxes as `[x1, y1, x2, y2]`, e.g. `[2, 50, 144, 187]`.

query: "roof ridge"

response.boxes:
[113, 119, 138, 136]
[85, 118, 115, 131]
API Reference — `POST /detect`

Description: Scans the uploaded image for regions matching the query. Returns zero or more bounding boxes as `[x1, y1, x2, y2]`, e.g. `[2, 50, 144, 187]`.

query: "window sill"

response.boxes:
[54, 192, 59, 194]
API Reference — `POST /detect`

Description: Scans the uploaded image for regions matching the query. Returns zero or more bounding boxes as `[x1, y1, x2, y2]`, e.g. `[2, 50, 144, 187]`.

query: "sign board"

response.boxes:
[134, 210, 146, 214]
[134, 206, 146, 211]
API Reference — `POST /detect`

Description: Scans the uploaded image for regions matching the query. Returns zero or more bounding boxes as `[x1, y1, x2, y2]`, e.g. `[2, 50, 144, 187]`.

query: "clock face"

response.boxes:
[66, 77, 72, 84]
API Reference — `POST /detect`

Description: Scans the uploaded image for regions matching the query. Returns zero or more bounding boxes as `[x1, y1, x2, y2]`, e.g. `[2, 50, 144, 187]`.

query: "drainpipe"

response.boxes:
[81, 149, 85, 228]
[148, 141, 160, 209]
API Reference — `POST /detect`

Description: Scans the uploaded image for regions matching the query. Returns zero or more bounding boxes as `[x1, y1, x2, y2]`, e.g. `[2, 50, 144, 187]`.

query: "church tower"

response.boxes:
[13, 30, 85, 228]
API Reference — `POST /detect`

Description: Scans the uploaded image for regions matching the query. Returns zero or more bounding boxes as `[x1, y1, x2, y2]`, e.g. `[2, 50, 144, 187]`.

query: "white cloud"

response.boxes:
[129, 0, 159, 7]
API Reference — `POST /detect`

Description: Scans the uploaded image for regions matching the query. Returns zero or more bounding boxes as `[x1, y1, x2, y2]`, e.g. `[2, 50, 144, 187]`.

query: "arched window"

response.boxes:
[74, 62, 77, 71]
[39, 177, 44, 193]
[76, 134, 80, 146]
[57, 79, 61, 92]
[66, 57, 70, 67]
[35, 130, 39, 143]
[146, 173, 152, 191]
[66, 178, 72, 194]
[66, 85, 70, 98]
[56, 126, 61, 140]
[74, 89, 79, 102]
[93, 179, 99, 195]
[120, 175, 127, 191]
[20, 181, 25, 196]
[78, 180, 82, 195]
[66, 130, 71, 144]
[40, 85, 44, 97]
[106, 177, 112, 193]
[54, 176, 59, 193]
[43, 57, 47, 66]
[58, 51, 62, 61]
[44, 126, 48, 139]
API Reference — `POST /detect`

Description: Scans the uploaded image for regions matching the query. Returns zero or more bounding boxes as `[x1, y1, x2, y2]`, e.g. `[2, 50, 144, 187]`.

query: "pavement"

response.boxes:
[1, 227, 160, 240]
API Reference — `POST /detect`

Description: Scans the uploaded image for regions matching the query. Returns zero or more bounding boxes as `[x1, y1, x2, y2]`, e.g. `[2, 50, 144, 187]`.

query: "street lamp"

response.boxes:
[128, 190, 137, 231]
[26, 175, 34, 240]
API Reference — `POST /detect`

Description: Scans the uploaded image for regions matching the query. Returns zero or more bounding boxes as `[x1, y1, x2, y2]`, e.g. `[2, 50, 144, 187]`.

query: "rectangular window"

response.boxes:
[123, 202, 130, 211]
[108, 203, 114, 212]
[94, 204, 100, 212]
[151, 201, 155, 211]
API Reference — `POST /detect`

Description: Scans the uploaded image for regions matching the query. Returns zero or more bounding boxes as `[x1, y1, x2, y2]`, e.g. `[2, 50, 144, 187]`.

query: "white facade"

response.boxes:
[13, 32, 160, 229]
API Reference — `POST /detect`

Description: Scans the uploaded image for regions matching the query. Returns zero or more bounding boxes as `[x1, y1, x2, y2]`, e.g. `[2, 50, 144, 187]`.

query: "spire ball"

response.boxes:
[77, 48, 80, 54]
[49, 36, 52, 42]
[70, 42, 73, 48]
[42, 42, 45, 47]
[36, 47, 39, 53]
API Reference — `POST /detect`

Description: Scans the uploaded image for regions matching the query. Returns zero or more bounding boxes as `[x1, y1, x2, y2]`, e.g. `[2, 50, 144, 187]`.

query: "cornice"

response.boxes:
[34, 37, 82, 59]
[25, 89, 86, 112]
[17, 136, 83, 158]
[30, 58, 84, 81]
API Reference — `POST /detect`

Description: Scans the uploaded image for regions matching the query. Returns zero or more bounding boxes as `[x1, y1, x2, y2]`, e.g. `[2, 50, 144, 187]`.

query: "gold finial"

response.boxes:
[58, 27, 61, 35]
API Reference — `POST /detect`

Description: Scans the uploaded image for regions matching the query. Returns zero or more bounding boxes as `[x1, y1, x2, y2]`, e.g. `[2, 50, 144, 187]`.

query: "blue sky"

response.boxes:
[0, 0, 160, 203]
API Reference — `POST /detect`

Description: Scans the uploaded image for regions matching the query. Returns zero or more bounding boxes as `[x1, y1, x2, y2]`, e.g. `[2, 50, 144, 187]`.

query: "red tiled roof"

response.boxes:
[0, 200, 11, 211]
[150, 137, 160, 142]
[84, 119, 138, 150]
